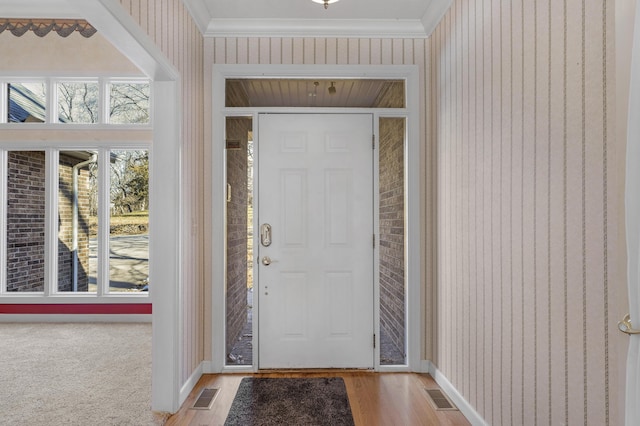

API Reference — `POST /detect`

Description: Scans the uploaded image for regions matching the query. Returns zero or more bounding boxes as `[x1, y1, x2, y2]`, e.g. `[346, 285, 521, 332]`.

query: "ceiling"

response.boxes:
[182, 0, 452, 38]
[1, 0, 452, 38]
[226, 79, 405, 108]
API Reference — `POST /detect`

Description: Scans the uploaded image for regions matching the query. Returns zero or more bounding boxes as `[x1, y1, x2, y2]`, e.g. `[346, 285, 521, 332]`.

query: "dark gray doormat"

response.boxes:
[224, 377, 355, 426]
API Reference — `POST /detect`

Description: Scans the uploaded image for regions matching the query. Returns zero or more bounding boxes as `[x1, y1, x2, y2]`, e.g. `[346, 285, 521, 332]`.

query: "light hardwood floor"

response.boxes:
[166, 372, 470, 426]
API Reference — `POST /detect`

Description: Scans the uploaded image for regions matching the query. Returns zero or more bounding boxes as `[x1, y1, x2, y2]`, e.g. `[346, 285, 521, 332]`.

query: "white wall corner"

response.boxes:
[429, 364, 488, 426]
[420, 0, 454, 37]
[181, 0, 211, 35]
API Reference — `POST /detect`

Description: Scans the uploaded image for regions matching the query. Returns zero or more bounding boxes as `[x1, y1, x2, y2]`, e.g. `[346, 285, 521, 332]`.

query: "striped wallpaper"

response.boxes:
[116, 1, 630, 422]
[431, 0, 627, 424]
[118, 0, 205, 387]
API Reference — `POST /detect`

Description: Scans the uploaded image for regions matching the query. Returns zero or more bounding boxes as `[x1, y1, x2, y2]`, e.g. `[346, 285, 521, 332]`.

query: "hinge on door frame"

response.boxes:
[372, 134, 375, 149]
[373, 333, 376, 349]
[373, 234, 376, 248]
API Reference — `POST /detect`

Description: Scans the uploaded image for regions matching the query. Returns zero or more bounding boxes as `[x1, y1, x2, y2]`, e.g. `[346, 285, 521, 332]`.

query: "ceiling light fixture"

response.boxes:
[328, 82, 337, 95]
[312, 0, 339, 10]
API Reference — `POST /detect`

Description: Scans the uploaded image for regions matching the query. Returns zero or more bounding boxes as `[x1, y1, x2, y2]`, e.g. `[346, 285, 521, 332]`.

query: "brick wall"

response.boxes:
[379, 118, 405, 358]
[226, 118, 251, 355]
[57, 154, 91, 292]
[6, 151, 91, 292]
[7, 151, 46, 292]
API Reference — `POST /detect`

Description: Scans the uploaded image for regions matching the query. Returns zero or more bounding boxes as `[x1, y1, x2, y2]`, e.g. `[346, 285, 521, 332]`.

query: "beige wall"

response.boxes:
[118, 0, 205, 387]
[0, 31, 141, 75]
[203, 36, 437, 362]
[430, 0, 628, 424]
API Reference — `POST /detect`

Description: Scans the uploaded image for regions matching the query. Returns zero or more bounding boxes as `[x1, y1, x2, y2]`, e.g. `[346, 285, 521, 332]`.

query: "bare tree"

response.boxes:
[57, 82, 98, 123]
[110, 150, 149, 215]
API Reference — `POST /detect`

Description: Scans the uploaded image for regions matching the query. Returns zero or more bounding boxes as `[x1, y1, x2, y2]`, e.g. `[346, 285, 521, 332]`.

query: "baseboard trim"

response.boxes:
[426, 361, 487, 426]
[201, 360, 214, 374]
[179, 361, 205, 408]
[0, 303, 152, 315]
[0, 314, 151, 322]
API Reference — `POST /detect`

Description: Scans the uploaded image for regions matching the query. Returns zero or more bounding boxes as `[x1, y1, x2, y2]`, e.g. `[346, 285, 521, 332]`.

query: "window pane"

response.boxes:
[57, 152, 97, 292]
[379, 117, 407, 365]
[109, 150, 149, 292]
[6, 151, 46, 292]
[109, 82, 150, 124]
[57, 82, 99, 123]
[8, 82, 46, 123]
[225, 117, 253, 366]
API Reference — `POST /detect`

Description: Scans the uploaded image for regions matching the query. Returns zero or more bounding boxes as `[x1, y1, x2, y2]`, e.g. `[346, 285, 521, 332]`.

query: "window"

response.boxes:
[0, 75, 152, 297]
[109, 82, 150, 124]
[8, 82, 47, 123]
[1, 78, 151, 125]
[108, 149, 149, 293]
[57, 81, 99, 123]
[6, 151, 46, 292]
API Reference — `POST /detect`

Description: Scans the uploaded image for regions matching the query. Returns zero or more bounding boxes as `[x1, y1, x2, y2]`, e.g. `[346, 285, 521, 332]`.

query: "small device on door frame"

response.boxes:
[260, 223, 272, 247]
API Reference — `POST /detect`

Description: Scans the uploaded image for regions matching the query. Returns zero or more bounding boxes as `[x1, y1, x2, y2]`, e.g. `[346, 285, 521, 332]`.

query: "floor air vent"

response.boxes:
[424, 388, 457, 411]
[191, 388, 219, 410]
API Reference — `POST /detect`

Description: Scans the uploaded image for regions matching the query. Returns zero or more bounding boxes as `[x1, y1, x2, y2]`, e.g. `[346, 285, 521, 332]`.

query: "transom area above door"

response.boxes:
[225, 78, 405, 108]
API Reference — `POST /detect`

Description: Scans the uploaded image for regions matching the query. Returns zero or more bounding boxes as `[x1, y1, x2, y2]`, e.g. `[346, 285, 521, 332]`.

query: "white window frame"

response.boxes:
[0, 76, 152, 127]
[0, 74, 152, 303]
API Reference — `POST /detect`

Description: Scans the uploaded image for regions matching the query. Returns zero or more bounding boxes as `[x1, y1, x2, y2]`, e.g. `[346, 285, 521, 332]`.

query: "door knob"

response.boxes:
[261, 256, 273, 266]
[618, 314, 640, 335]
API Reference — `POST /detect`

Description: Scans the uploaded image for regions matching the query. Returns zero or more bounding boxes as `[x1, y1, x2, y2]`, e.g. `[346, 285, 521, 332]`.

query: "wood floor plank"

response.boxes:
[165, 372, 471, 426]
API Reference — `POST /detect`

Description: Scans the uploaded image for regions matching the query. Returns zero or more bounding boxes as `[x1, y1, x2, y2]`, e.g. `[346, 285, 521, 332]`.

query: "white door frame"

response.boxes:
[211, 64, 421, 373]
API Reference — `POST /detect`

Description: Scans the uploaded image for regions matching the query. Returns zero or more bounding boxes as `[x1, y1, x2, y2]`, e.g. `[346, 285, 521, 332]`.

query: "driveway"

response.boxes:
[88, 235, 149, 291]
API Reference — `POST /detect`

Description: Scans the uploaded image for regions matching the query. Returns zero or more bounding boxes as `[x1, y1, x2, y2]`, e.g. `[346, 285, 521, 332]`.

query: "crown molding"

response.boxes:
[181, 0, 211, 35]
[203, 18, 429, 39]
[421, 0, 453, 36]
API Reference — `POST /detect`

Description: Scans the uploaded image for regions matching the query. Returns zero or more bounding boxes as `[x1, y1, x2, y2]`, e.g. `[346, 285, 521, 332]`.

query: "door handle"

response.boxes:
[618, 314, 640, 335]
[261, 256, 275, 266]
[260, 223, 272, 247]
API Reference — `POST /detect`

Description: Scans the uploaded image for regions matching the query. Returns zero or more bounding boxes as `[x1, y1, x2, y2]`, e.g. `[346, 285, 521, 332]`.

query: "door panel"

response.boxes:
[258, 113, 374, 369]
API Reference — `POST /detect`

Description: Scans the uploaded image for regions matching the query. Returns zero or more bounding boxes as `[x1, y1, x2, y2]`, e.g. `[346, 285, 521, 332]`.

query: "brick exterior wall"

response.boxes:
[57, 154, 91, 292]
[6, 151, 91, 292]
[226, 118, 251, 355]
[7, 151, 46, 292]
[379, 118, 406, 359]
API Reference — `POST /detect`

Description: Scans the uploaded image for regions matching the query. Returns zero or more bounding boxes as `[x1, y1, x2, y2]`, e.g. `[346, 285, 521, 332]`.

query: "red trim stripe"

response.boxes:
[0, 304, 152, 315]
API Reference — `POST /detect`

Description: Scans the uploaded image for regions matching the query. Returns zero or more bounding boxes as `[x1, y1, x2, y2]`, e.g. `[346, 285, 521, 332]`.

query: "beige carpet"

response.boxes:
[0, 323, 168, 426]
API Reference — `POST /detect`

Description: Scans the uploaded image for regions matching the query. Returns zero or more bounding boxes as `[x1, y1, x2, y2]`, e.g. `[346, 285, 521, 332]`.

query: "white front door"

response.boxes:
[257, 113, 374, 369]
